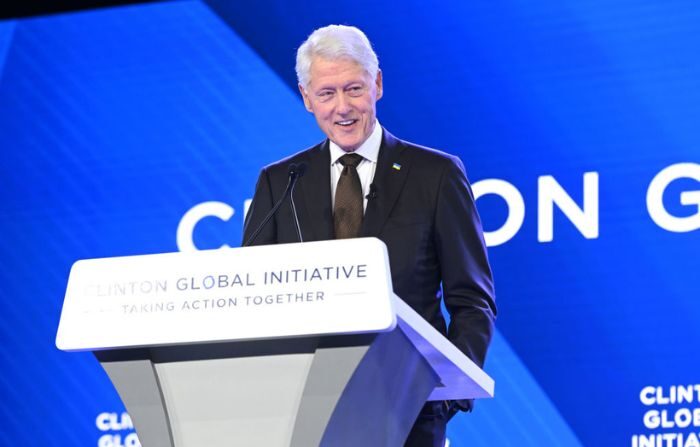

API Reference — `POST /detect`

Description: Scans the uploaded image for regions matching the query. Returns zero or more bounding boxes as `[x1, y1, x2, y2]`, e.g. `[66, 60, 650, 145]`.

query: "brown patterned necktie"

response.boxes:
[334, 153, 364, 239]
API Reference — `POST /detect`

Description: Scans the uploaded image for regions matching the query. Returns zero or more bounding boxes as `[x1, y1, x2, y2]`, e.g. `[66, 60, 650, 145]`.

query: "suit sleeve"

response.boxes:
[434, 156, 497, 370]
[241, 168, 278, 246]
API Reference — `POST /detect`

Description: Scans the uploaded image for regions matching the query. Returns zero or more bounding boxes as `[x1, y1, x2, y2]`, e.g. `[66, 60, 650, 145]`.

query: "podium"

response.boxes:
[56, 238, 494, 447]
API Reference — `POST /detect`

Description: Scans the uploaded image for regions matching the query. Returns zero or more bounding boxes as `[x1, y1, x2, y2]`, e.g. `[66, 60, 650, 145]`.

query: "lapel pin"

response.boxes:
[392, 163, 402, 171]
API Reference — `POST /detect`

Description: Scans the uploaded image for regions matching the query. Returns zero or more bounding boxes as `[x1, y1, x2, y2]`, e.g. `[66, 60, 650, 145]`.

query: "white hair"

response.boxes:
[295, 25, 379, 88]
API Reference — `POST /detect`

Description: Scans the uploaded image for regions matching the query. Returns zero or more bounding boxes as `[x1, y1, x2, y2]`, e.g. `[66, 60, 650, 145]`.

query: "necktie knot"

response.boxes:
[339, 153, 363, 169]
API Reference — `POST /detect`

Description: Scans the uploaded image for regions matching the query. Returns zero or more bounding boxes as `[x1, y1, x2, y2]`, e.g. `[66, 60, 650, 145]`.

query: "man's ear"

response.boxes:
[298, 84, 313, 112]
[375, 69, 383, 100]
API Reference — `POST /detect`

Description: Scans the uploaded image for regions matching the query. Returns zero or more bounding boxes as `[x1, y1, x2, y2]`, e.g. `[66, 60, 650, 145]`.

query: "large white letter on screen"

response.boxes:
[243, 198, 252, 220]
[538, 172, 599, 242]
[176, 201, 234, 252]
[472, 179, 525, 247]
[647, 162, 700, 233]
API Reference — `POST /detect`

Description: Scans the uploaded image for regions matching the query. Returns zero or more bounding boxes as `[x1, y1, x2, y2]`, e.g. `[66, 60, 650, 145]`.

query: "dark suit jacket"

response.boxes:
[242, 129, 496, 371]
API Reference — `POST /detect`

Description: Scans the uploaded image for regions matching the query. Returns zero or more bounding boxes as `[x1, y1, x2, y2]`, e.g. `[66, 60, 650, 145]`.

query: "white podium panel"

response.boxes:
[56, 238, 395, 351]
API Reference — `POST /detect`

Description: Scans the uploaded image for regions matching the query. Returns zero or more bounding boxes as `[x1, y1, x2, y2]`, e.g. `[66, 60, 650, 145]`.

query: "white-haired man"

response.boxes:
[243, 24, 496, 447]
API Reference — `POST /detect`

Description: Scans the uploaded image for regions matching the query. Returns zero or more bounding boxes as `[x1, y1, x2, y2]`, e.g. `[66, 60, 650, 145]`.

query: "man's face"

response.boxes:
[299, 57, 383, 152]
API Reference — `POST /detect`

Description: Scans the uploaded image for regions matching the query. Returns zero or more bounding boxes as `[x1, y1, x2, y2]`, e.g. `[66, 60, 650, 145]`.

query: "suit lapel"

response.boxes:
[297, 141, 334, 241]
[361, 129, 412, 237]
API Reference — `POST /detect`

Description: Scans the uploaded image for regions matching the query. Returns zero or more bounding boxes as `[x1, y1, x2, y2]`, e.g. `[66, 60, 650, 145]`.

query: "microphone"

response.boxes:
[289, 162, 307, 243]
[288, 162, 307, 179]
[243, 162, 307, 247]
[366, 183, 378, 200]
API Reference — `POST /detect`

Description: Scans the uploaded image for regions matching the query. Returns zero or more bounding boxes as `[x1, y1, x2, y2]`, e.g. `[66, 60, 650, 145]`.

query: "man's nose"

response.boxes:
[335, 93, 352, 114]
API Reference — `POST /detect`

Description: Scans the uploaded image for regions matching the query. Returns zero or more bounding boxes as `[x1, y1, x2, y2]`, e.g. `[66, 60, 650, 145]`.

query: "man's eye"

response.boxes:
[317, 91, 334, 101]
[348, 86, 364, 96]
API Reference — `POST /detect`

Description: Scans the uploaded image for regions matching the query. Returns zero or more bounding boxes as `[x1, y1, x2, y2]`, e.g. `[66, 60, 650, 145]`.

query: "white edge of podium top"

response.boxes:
[393, 295, 495, 401]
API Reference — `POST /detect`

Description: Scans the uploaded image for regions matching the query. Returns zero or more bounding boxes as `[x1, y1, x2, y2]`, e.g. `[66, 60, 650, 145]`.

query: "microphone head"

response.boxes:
[366, 182, 378, 199]
[288, 162, 307, 178]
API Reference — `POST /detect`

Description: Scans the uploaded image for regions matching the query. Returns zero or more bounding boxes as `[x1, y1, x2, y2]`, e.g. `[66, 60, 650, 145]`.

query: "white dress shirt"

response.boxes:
[329, 121, 382, 212]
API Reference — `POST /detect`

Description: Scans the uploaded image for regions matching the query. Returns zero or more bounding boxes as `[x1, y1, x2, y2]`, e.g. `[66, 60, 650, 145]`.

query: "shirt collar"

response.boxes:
[329, 120, 382, 165]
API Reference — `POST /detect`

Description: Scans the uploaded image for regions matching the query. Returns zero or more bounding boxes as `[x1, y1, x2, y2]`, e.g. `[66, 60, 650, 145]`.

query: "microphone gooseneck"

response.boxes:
[289, 162, 307, 242]
[243, 162, 307, 247]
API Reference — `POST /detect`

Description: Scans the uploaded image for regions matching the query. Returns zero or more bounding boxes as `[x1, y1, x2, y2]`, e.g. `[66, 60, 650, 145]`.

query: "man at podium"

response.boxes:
[243, 24, 496, 447]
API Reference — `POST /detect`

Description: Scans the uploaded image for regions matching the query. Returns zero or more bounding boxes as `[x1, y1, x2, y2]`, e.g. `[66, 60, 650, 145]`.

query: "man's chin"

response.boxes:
[332, 137, 362, 153]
